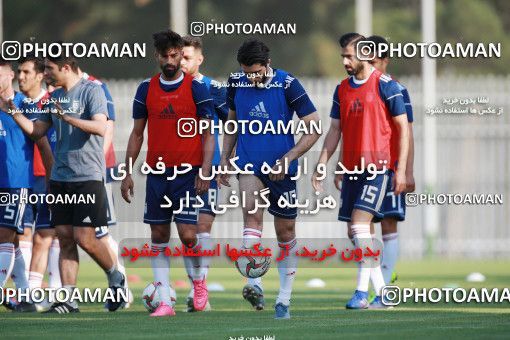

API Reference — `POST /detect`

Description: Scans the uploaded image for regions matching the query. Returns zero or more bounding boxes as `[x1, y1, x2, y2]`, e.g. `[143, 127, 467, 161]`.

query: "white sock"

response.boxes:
[151, 242, 172, 306]
[351, 224, 371, 292]
[0, 243, 15, 287]
[198, 232, 212, 279]
[107, 236, 128, 289]
[183, 239, 202, 281]
[19, 240, 32, 278]
[243, 227, 263, 290]
[11, 248, 29, 290]
[186, 233, 213, 298]
[29, 271, 44, 289]
[48, 239, 61, 288]
[370, 264, 386, 296]
[276, 238, 298, 306]
[63, 285, 78, 308]
[381, 232, 399, 284]
[369, 232, 386, 296]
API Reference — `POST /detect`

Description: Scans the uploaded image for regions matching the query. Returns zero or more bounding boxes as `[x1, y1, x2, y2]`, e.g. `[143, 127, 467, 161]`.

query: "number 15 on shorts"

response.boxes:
[360, 185, 379, 204]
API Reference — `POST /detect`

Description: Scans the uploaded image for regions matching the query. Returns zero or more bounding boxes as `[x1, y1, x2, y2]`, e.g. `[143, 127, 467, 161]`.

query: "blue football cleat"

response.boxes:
[346, 290, 369, 309]
[274, 302, 290, 319]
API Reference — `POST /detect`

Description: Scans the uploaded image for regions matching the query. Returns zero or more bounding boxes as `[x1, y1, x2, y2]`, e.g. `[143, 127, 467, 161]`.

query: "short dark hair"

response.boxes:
[236, 39, 270, 66]
[367, 35, 389, 59]
[18, 53, 45, 73]
[182, 35, 203, 51]
[339, 32, 365, 48]
[46, 42, 79, 72]
[152, 29, 184, 54]
[0, 58, 13, 69]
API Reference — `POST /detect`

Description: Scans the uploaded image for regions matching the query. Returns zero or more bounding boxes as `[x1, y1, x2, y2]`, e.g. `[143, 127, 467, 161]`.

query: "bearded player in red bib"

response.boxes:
[121, 30, 214, 317]
[312, 33, 409, 309]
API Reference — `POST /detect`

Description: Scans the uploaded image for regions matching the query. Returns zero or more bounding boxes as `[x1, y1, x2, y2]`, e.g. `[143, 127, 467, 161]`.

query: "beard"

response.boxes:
[161, 64, 178, 78]
[346, 62, 364, 76]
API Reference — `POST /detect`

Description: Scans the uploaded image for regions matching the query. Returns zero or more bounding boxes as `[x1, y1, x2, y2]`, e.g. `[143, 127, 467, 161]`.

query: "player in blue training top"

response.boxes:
[364, 35, 415, 302]
[219, 39, 320, 319]
[0, 59, 37, 312]
[15, 55, 56, 312]
[180, 35, 228, 313]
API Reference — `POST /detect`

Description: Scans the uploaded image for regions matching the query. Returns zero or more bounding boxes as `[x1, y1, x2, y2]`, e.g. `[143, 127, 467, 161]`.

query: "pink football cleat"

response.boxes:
[192, 278, 209, 311]
[150, 302, 176, 317]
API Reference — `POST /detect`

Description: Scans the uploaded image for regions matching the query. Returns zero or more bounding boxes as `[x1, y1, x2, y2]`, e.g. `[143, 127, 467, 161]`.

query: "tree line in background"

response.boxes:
[5, 0, 509, 79]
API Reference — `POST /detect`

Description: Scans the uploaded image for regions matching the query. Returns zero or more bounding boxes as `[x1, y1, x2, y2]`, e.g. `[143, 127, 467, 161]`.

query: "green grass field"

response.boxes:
[2, 260, 510, 339]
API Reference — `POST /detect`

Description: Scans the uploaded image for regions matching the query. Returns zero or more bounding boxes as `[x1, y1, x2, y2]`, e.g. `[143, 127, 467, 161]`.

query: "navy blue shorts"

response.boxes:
[144, 167, 199, 225]
[255, 173, 297, 220]
[0, 188, 29, 234]
[380, 171, 406, 221]
[94, 181, 117, 238]
[23, 177, 51, 230]
[338, 171, 390, 222]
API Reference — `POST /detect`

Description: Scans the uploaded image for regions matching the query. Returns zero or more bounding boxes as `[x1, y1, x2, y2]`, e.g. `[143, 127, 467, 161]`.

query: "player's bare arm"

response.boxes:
[121, 117, 147, 203]
[35, 136, 54, 184]
[392, 113, 409, 196]
[10, 109, 52, 140]
[334, 146, 344, 191]
[53, 102, 108, 137]
[270, 111, 320, 181]
[312, 117, 341, 192]
[103, 120, 114, 154]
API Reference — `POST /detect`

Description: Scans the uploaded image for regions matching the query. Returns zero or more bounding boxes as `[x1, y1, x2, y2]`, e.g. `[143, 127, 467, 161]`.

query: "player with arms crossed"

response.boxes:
[180, 35, 228, 312]
[312, 33, 409, 309]
[121, 30, 215, 317]
[219, 39, 320, 319]
[366, 35, 415, 301]
[8, 51, 126, 313]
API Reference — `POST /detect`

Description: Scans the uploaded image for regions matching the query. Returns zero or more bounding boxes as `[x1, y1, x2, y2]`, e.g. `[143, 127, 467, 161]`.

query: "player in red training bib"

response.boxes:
[121, 30, 215, 317]
[312, 33, 409, 309]
[365, 35, 416, 302]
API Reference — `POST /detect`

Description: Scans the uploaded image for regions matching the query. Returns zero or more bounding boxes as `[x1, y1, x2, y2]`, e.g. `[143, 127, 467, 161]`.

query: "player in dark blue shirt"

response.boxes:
[219, 39, 320, 319]
[16, 56, 57, 312]
[0, 59, 36, 312]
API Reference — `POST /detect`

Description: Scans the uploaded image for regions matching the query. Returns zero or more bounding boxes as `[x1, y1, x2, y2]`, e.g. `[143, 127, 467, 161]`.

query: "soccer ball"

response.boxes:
[142, 282, 177, 312]
[234, 247, 271, 278]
